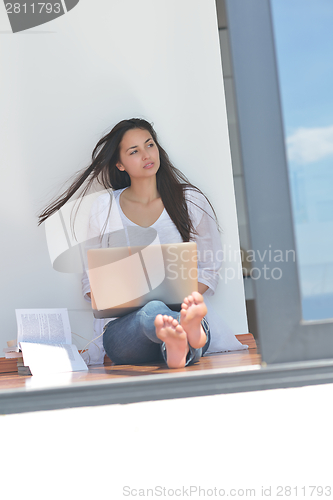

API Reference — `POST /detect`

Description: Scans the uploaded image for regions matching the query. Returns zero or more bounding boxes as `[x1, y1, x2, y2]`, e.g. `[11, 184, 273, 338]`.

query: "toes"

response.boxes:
[160, 315, 179, 328]
[192, 291, 203, 303]
[154, 314, 164, 328]
[187, 295, 194, 306]
[183, 291, 204, 308]
[166, 315, 175, 326]
[183, 296, 195, 307]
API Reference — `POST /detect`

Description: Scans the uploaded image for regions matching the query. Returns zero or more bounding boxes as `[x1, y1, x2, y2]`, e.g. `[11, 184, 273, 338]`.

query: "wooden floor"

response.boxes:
[0, 334, 260, 392]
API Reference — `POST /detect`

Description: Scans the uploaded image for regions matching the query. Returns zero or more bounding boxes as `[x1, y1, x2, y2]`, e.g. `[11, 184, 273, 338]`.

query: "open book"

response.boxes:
[9, 309, 88, 376]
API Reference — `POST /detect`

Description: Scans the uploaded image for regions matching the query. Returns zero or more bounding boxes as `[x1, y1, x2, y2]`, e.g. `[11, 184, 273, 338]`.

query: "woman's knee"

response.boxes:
[141, 300, 169, 317]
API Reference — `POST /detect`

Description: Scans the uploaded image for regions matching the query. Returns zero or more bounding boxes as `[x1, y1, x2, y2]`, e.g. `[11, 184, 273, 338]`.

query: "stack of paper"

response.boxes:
[8, 308, 88, 376]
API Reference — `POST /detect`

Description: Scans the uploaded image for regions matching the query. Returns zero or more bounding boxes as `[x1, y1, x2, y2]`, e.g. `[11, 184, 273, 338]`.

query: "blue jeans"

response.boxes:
[103, 300, 210, 367]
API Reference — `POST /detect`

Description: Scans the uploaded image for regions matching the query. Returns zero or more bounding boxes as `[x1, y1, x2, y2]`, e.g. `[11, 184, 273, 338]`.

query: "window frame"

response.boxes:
[225, 0, 333, 364]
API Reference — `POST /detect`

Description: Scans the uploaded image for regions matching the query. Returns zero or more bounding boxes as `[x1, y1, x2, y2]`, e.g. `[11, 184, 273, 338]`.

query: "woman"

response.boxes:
[39, 118, 244, 368]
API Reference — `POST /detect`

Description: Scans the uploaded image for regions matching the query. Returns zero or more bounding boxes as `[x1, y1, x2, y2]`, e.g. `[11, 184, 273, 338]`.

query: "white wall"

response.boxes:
[0, 0, 248, 353]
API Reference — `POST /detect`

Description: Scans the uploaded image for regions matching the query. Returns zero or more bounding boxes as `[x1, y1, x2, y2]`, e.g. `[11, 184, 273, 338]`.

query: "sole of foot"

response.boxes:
[180, 291, 207, 349]
[155, 314, 189, 369]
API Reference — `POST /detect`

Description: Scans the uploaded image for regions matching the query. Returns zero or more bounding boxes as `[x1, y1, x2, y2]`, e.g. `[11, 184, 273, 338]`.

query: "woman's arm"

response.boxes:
[186, 190, 223, 296]
[198, 283, 209, 295]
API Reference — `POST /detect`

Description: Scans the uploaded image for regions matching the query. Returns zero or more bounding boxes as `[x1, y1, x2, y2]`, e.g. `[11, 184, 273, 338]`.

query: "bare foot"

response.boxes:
[180, 291, 208, 349]
[155, 314, 189, 369]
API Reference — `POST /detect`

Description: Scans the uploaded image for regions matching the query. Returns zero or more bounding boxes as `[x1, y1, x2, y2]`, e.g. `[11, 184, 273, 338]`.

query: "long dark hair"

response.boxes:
[38, 118, 218, 241]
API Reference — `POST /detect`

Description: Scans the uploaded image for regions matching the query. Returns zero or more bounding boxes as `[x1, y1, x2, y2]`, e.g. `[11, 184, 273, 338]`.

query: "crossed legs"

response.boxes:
[103, 291, 208, 368]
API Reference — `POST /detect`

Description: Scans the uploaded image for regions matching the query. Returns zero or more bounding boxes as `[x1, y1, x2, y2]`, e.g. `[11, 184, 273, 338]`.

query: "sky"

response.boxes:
[271, 0, 333, 131]
[270, 0, 333, 318]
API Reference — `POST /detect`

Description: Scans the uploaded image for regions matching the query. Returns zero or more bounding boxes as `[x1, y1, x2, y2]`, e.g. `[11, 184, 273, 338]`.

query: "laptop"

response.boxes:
[87, 241, 198, 318]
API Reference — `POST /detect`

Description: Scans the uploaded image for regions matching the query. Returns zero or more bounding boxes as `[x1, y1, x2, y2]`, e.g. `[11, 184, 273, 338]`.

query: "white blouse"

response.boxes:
[81, 187, 247, 364]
